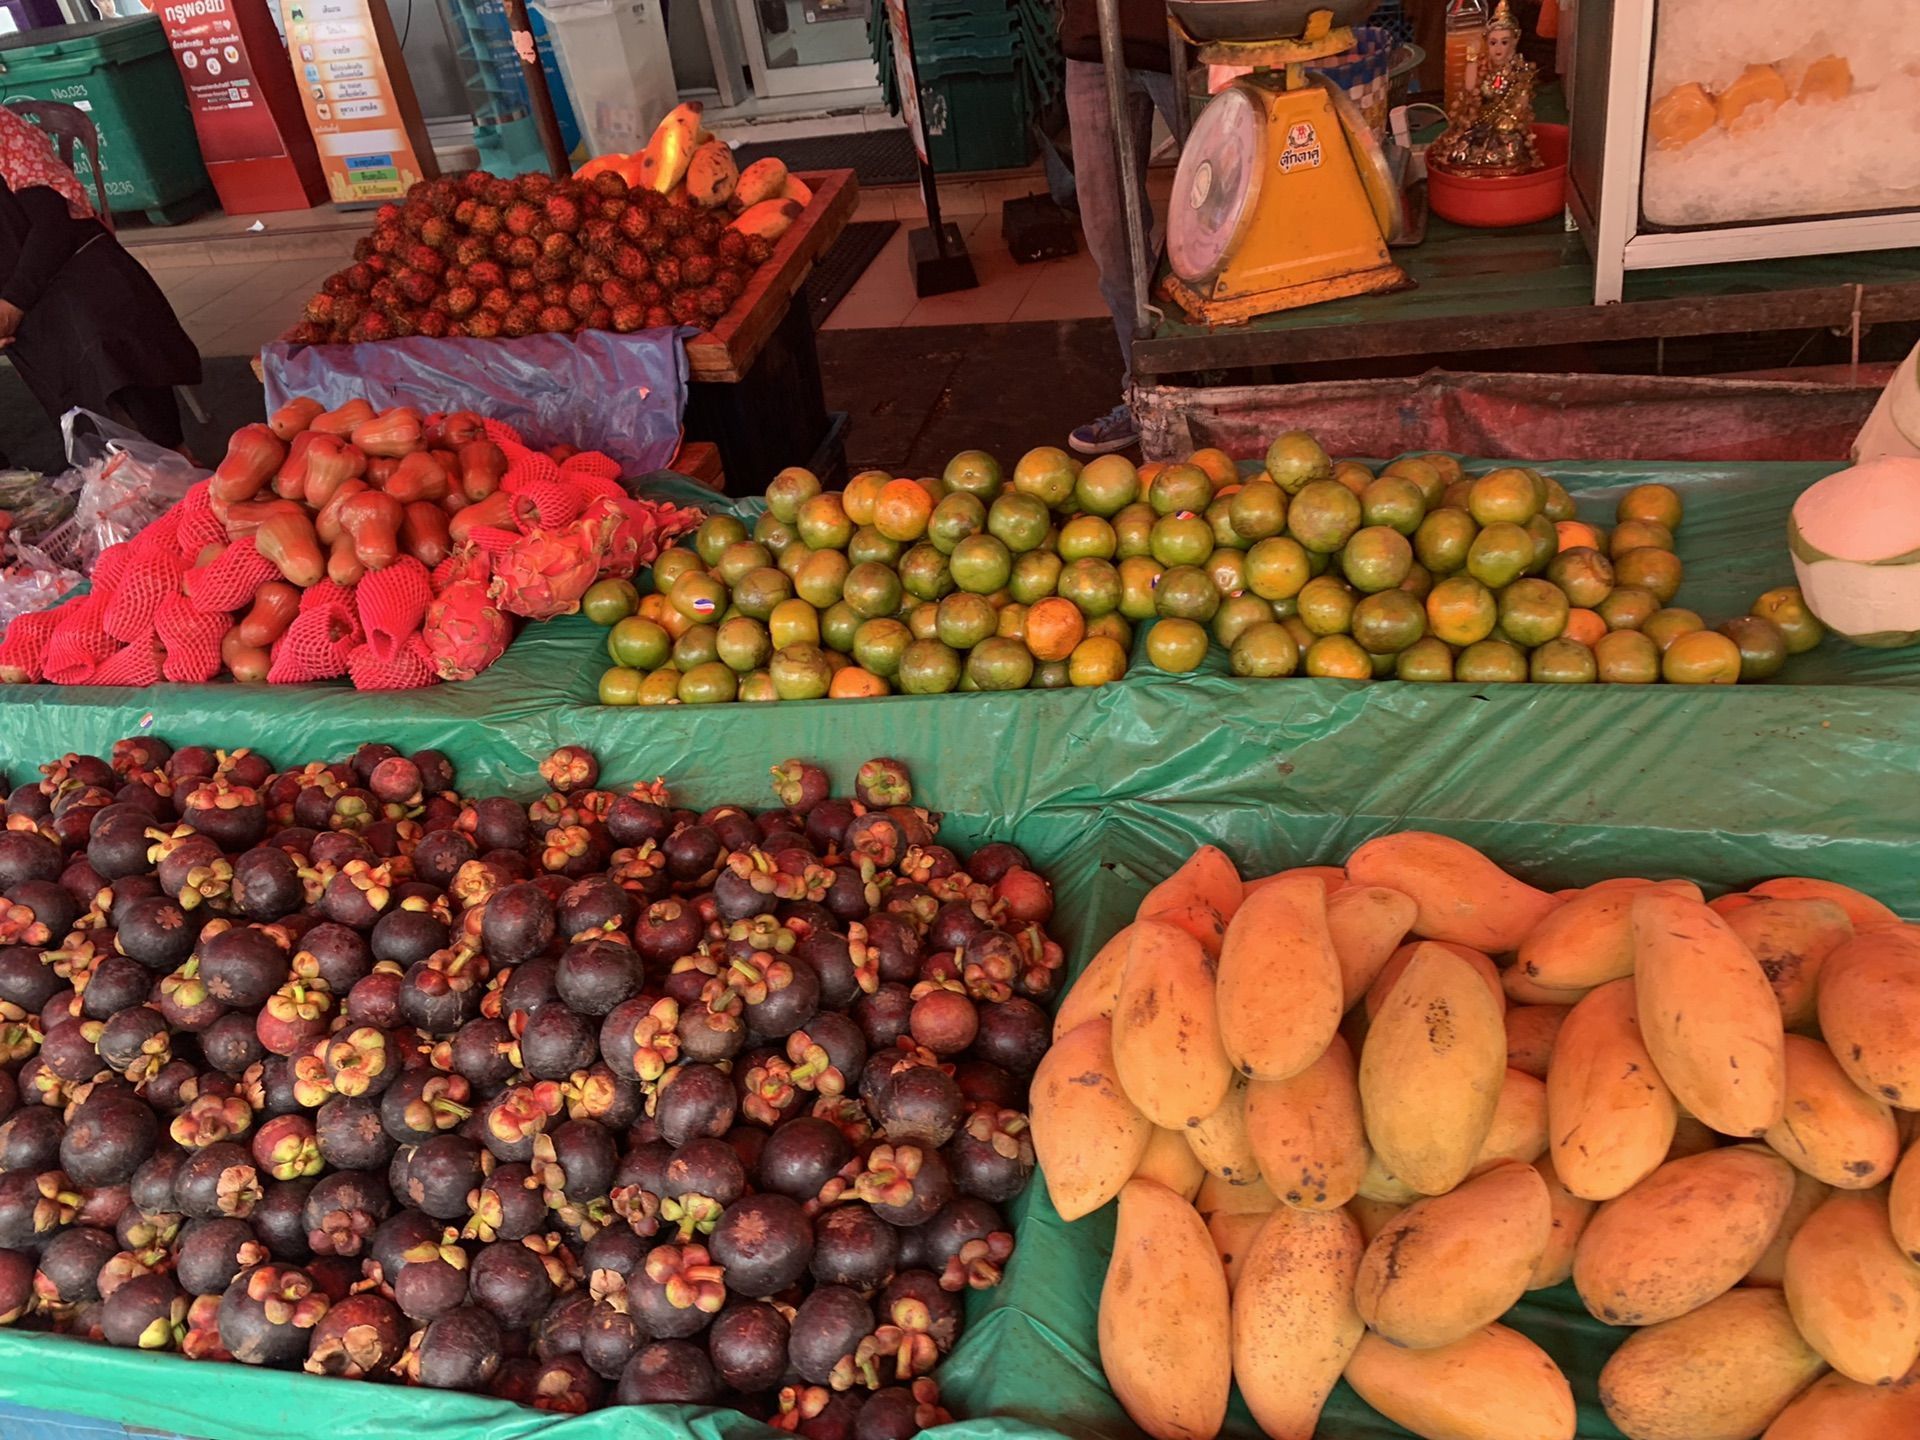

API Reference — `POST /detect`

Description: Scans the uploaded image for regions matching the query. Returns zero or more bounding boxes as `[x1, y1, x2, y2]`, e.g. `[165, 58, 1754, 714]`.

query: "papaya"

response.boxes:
[1099, 1178, 1231, 1440]
[1325, 884, 1418, 1009]
[684, 140, 738, 209]
[1469, 1068, 1549, 1174]
[1514, 887, 1639, 991]
[1598, 1289, 1827, 1440]
[1345, 832, 1560, 954]
[1138, 844, 1243, 925]
[1052, 923, 1131, 1039]
[1723, 898, 1853, 1030]
[1573, 1146, 1795, 1326]
[1347, 1194, 1403, 1244]
[1207, 1208, 1269, 1292]
[1245, 1035, 1367, 1211]
[729, 198, 802, 241]
[1746, 1165, 1832, 1287]
[1133, 1124, 1206, 1202]
[1195, 1170, 1278, 1217]
[1750, 875, 1896, 929]
[1185, 1071, 1260, 1184]
[1354, 1160, 1551, 1349]
[1504, 1004, 1571, 1080]
[1112, 919, 1234, 1129]
[1763, 1033, 1898, 1187]
[1816, 926, 1920, 1108]
[1783, 1187, 1920, 1385]
[1763, 1369, 1920, 1438]
[1894, 1140, 1920, 1262]
[1233, 1206, 1365, 1440]
[1217, 873, 1342, 1081]
[1366, 940, 1504, 1020]
[1547, 979, 1677, 1201]
[1345, 1324, 1576, 1440]
[1527, 1153, 1595, 1290]
[1029, 1018, 1152, 1221]
[1794, 54, 1853, 106]
[779, 173, 814, 208]
[1359, 943, 1507, 1196]
[1632, 890, 1785, 1137]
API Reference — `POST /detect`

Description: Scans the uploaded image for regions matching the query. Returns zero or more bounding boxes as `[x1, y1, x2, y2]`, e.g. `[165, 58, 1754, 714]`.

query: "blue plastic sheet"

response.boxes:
[260, 330, 688, 475]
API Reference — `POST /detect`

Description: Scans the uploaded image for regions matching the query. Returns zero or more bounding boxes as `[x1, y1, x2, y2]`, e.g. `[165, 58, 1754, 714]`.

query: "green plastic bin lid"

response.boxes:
[0, 14, 167, 62]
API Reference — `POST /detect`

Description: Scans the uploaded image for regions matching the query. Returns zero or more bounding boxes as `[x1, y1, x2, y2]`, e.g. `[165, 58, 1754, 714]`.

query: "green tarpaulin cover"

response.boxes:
[0, 459, 1910, 1440]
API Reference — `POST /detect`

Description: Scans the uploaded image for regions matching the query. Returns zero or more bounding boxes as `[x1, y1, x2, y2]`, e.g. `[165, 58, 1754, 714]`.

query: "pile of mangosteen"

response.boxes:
[0, 739, 1057, 1439]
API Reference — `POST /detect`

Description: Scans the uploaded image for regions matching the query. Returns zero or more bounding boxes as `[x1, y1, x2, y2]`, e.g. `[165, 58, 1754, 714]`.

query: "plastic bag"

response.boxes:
[0, 547, 81, 634]
[259, 330, 688, 478]
[34, 409, 208, 573]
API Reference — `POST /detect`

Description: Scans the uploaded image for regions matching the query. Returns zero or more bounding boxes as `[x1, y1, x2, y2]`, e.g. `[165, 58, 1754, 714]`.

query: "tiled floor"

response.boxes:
[142, 254, 348, 359]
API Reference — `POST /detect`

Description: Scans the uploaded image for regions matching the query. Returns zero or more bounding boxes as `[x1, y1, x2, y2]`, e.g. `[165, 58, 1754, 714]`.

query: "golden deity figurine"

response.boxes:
[1431, 0, 1542, 176]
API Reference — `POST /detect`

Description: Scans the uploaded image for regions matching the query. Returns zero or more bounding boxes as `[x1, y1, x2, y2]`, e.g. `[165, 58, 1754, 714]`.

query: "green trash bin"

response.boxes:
[0, 17, 212, 225]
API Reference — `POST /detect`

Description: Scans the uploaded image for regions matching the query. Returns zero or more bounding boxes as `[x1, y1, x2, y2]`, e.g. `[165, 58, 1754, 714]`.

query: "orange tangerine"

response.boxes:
[1068, 635, 1128, 686]
[842, 470, 891, 526]
[1662, 629, 1741, 684]
[829, 666, 889, 698]
[1564, 608, 1607, 647]
[873, 479, 935, 542]
[1188, 447, 1240, 492]
[1025, 597, 1087, 662]
[1556, 520, 1606, 553]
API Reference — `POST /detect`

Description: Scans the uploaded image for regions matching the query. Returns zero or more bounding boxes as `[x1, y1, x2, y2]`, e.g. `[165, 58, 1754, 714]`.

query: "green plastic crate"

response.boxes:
[0, 17, 211, 224]
[917, 52, 1034, 172]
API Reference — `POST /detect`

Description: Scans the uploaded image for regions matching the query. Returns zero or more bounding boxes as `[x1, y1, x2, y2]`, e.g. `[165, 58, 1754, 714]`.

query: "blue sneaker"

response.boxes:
[1069, 403, 1138, 456]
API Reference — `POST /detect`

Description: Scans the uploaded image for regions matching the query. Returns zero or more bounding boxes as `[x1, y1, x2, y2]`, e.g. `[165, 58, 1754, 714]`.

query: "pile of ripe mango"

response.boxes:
[1032, 834, 1920, 1440]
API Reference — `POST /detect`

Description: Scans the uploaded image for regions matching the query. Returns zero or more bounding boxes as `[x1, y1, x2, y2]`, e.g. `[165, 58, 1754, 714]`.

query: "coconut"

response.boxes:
[1789, 455, 1920, 647]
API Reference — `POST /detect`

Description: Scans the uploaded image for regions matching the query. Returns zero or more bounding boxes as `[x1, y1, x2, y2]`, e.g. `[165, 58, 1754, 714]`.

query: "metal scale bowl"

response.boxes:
[1161, 2, 1408, 324]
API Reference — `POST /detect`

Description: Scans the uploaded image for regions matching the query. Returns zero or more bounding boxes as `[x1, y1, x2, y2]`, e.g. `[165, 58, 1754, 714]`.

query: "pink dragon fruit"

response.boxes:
[420, 578, 513, 681]
[581, 496, 703, 581]
[490, 525, 601, 620]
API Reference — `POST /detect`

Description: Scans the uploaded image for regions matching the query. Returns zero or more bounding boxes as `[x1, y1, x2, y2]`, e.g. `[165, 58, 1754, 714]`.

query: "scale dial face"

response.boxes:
[1169, 83, 1266, 284]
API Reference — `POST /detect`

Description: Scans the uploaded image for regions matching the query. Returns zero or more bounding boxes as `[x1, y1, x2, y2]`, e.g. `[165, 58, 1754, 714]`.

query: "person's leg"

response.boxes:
[1064, 59, 1151, 454]
[111, 384, 185, 451]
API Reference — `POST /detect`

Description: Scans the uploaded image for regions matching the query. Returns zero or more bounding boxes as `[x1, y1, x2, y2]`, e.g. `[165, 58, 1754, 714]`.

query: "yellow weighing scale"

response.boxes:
[1162, 4, 1408, 323]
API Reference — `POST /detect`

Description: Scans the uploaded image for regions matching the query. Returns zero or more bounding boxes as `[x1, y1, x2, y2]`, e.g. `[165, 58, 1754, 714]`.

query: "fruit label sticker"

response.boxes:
[278, 0, 436, 207]
[1189, 160, 1214, 210]
[1278, 119, 1323, 174]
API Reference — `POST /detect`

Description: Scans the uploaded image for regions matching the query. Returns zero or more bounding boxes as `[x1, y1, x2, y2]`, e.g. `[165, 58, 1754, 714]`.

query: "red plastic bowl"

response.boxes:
[1427, 123, 1569, 228]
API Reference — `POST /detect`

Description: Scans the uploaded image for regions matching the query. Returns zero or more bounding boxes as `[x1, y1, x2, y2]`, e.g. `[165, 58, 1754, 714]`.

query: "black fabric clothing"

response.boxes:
[1059, 0, 1175, 73]
[0, 180, 201, 443]
[113, 384, 184, 450]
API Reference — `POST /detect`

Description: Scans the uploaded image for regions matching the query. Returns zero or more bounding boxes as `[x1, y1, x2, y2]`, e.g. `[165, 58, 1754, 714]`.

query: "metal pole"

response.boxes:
[503, 0, 573, 177]
[1095, 0, 1153, 338]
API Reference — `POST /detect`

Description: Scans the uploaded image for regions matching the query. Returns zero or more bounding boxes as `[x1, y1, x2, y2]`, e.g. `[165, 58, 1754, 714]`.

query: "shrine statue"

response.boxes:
[1431, 0, 1542, 176]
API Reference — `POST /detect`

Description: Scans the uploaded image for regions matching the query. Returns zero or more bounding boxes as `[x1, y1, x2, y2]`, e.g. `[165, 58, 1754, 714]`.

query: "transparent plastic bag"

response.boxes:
[0, 545, 81, 634]
[35, 409, 209, 573]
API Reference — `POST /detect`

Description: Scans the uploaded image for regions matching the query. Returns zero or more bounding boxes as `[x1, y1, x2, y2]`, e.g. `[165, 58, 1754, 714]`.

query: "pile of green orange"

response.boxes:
[585, 448, 1147, 704]
[584, 433, 1825, 704]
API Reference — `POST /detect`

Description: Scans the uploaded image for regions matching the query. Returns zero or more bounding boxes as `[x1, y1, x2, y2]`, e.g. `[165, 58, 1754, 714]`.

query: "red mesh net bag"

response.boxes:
[0, 604, 64, 682]
[347, 634, 437, 691]
[466, 525, 522, 558]
[482, 417, 524, 447]
[93, 544, 132, 595]
[91, 640, 166, 688]
[186, 536, 277, 614]
[355, 556, 432, 649]
[299, 578, 358, 615]
[561, 451, 621, 481]
[507, 476, 584, 530]
[155, 593, 231, 683]
[562, 470, 627, 504]
[103, 551, 187, 642]
[503, 445, 563, 494]
[131, 508, 184, 561]
[42, 597, 117, 684]
[268, 599, 360, 683]
[174, 482, 227, 559]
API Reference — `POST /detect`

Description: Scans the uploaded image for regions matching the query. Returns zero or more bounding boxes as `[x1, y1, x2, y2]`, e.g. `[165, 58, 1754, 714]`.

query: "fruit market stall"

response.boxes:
[3, 430, 1920, 1440]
